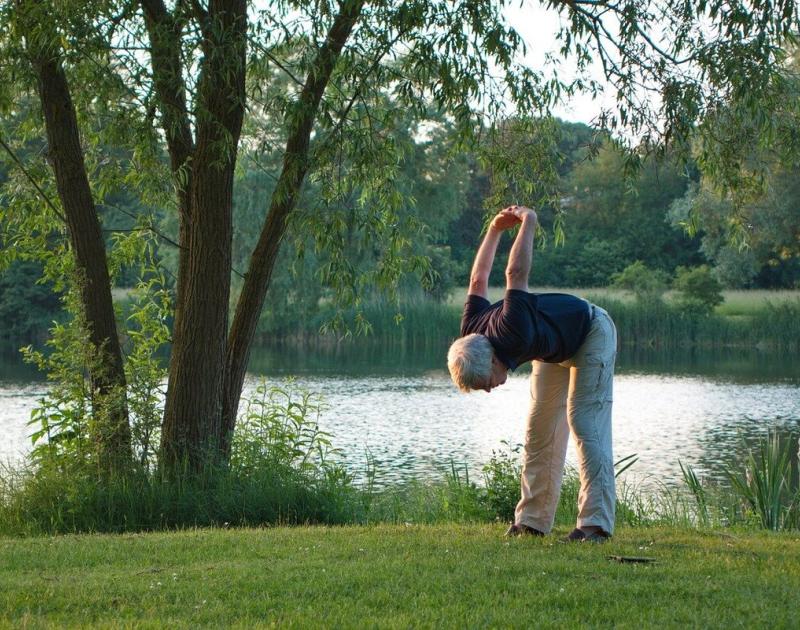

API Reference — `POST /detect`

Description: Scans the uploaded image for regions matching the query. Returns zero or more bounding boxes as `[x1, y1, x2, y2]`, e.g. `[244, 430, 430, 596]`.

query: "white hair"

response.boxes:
[447, 334, 493, 393]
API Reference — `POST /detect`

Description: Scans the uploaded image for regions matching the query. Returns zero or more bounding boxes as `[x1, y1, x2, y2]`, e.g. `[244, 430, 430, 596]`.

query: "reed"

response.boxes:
[725, 431, 799, 531]
[679, 461, 709, 526]
[289, 295, 800, 351]
[674, 432, 800, 531]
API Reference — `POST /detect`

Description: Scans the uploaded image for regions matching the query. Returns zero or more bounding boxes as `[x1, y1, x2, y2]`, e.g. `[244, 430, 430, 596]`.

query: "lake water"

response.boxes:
[1, 343, 798, 490]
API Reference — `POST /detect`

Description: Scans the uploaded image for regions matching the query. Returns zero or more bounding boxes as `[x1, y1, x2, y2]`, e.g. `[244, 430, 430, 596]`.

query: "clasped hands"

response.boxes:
[490, 205, 538, 232]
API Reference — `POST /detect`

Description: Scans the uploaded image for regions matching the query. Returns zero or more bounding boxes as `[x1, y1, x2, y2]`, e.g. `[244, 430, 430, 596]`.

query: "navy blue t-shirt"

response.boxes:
[460, 290, 592, 368]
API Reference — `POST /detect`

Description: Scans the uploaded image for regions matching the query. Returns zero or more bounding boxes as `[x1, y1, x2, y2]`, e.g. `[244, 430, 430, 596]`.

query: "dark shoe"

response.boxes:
[505, 523, 545, 537]
[561, 527, 610, 543]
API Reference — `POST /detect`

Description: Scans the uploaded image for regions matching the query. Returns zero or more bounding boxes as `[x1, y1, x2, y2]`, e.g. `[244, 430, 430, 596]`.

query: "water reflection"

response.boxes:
[617, 345, 800, 385]
[248, 341, 800, 385]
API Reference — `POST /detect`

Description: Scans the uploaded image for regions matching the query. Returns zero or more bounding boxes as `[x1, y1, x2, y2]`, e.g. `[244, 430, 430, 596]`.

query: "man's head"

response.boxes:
[447, 333, 508, 393]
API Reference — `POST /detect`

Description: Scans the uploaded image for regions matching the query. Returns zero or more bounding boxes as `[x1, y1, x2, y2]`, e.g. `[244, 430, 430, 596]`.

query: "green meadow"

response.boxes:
[2, 525, 799, 628]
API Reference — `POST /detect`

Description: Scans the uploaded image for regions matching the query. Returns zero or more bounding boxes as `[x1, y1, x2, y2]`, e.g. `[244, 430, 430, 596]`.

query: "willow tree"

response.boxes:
[4, 0, 134, 473]
[0, 0, 798, 471]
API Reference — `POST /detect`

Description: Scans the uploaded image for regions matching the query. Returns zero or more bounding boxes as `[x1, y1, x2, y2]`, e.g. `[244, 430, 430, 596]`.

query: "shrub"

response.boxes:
[482, 441, 522, 521]
[611, 261, 671, 303]
[673, 265, 724, 315]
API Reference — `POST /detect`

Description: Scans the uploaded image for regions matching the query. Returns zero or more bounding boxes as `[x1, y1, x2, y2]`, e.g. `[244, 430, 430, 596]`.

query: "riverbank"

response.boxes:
[2, 524, 798, 627]
[251, 288, 800, 351]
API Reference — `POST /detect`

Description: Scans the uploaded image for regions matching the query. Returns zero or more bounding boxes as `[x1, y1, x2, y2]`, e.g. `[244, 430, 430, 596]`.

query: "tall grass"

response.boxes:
[675, 432, 800, 531]
[725, 431, 799, 531]
[4, 437, 798, 536]
[0, 381, 364, 536]
[256, 292, 800, 351]
[0, 459, 362, 535]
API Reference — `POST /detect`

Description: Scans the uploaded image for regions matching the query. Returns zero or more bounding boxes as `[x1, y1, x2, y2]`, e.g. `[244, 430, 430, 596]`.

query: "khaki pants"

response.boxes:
[514, 305, 617, 534]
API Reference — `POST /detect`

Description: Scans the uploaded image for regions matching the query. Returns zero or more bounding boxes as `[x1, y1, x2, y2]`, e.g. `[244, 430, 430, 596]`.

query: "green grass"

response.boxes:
[449, 286, 800, 312]
[714, 289, 800, 316]
[2, 524, 799, 628]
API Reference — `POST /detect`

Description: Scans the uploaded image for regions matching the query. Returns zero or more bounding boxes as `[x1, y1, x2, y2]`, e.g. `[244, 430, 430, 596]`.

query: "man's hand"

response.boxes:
[490, 207, 523, 232]
[469, 205, 536, 298]
[508, 205, 538, 225]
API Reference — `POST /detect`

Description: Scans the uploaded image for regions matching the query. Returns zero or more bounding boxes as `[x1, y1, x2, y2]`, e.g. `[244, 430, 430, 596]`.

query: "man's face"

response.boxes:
[473, 356, 508, 393]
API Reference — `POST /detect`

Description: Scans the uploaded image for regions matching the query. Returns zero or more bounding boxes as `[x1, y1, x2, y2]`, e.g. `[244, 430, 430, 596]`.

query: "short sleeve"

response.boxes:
[460, 294, 491, 335]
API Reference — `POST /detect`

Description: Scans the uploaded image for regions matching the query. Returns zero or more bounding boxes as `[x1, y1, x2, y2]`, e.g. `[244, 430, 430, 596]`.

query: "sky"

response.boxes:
[504, 1, 619, 126]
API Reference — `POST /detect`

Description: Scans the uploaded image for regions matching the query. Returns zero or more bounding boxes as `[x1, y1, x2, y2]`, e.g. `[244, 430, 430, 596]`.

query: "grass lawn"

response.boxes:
[2, 524, 799, 628]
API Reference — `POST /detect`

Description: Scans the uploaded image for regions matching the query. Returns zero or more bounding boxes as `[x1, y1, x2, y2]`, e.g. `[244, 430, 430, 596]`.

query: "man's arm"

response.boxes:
[468, 208, 520, 298]
[505, 207, 538, 292]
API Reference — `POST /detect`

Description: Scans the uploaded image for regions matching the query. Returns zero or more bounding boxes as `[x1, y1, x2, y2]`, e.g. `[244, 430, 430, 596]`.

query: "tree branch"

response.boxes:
[0, 134, 67, 224]
[249, 39, 305, 87]
[140, 0, 195, 188]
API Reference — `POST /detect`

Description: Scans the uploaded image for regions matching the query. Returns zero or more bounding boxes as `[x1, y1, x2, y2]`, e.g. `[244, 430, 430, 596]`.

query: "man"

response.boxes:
[447, 205, 617, 542]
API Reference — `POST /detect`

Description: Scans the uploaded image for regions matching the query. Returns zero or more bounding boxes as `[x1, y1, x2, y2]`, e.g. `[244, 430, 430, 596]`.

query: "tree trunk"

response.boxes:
[23, 5, 131, 471]
[144, 0, 363, 464]
[155, 0, 248, 472]
[220, 0, 366, 457]
[140, 0, 195, 432]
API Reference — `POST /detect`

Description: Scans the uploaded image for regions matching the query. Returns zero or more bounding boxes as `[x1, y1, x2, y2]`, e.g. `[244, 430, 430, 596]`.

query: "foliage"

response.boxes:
[524, 140, 703, 287]
[562, 239, 628, 287]
[0, 259, 62, 346]
[20, 283, 116, 473]
[2, 0, 800, 482]
[122, 263, 172, 470]
[669, 179, 800, 288]
[13, 228, 167, 474]
[672, 265, 724, 315]
[481, 441, 522, 521]
[232, 380, 345, 479]
[611, 261, 671, 303]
